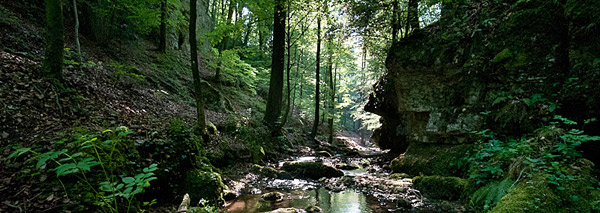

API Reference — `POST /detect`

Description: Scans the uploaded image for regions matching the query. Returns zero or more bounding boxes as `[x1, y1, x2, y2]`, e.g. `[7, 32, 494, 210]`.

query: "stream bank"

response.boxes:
[219, 133, 466, 212]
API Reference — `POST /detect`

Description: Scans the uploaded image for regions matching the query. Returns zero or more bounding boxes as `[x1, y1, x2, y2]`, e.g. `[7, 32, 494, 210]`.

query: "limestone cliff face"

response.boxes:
[366, 0, 600, 156]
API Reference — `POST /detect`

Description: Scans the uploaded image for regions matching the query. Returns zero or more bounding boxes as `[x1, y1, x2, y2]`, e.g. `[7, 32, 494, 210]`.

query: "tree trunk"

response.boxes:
[72, 0, 82, 68]
[391, 0, 399, 42]
[407, 0, 419, 32]
[44, 0, 64, 82]
[327, 53, 335, 145]
[281, 0, 293, 127]
[159, 0, 167, 52]
[190, 0, 207, 137]
[264, 0, 286, 132]
[310, 17, 322, 140]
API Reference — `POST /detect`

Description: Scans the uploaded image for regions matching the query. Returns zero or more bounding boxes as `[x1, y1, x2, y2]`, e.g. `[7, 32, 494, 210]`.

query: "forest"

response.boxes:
[0, 0, 599, 212]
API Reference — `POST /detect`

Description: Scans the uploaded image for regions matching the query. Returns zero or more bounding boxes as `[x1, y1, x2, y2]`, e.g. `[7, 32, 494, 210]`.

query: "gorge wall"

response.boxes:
[366, 0, 600, 172]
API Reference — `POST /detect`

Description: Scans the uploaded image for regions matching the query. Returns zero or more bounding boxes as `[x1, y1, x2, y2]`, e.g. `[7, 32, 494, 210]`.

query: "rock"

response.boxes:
[412, 176, 467, 200]
[281, 162, 344, 179]
[223, 191, 238, 201]
[1, 131, 8, 139]
[390, 173, 410, 179]
[390, 143, 472, 176]
[305, 205, 322, 213]
[251, 164, 263, 173]
[316, 150, 332, 157]
[265, 208, 300, 213]
[335, 163, 359, 170]
[396, 196, 412, 209]
[177, 193, 190, 212]
[277, 171, 293, 180]
[260, 166, 278, 178]
[184, 169, 227, 205]
[261, 192, 284, 202]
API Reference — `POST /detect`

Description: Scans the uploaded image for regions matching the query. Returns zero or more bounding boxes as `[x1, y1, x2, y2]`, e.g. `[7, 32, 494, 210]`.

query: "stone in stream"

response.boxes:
[265, 208, 301, 213]
[261, 192, 285, 202]
[316, 150, 332, 157]
[335, 163, 359, 170]
[281, 162, 344, 179]
[305, 205, 323, 213]
[277, 171, 293, 180]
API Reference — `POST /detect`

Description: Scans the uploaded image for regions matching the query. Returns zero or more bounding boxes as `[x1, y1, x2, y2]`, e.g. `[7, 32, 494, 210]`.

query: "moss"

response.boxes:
[492, 162, 600, 212]
[492, 48, 513, 63]
[184, 169, 228, 205]
[491, 175, 559, 212]
[412, 176, 467, 200]
[390, 143, 472, 177]
[470, 178, 513, 211]
[281, 162, 343, 179]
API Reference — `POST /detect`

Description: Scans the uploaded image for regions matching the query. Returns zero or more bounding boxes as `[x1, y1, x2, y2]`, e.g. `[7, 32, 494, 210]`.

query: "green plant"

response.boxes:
[111, 62, 145, 83]
[9, 127, 157, 213]
[467, 116, 600, 188]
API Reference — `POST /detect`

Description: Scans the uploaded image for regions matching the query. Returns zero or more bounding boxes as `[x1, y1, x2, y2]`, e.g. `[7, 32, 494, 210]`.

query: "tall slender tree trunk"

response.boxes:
[310, 17, 322, 140]
[264, 0, 286, 133]
[159, 0, 167, 52]
[327, 52, 335, 144]
[282, 0, 293, 127]
[44, 0, 64, 82]
[72, 0, 82, 68]
[190, 0, 207, 137]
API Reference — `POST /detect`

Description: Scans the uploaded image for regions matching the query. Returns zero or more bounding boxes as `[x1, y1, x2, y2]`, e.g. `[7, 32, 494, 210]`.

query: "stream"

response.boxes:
[223, 136, 465, 212]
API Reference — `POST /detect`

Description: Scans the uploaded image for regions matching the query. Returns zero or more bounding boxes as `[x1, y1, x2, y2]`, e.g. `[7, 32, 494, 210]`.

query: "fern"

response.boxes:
[471, 179, 514, 211]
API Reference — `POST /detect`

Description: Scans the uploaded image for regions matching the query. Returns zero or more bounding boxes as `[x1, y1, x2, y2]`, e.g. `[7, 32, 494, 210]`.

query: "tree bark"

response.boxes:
[159, 0, 167, 52]
[391, 0, 399, 42]
[190, 0, 207, 136]
[72, 0, 82, 68]
[44, 0, 64, 82]
[281, 0, 293, 127]
[310, 17, 322, 140]
[327, 40, 335, 145]
[264, 0, 286, 132]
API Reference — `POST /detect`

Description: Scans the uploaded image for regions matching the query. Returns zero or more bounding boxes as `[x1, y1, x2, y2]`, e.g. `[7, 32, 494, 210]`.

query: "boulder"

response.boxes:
[390, 143, 471, 177]
[261, 192, 284, 202]
[335, 163, 359, 170]
[281, 162, 344, 179]
[412, 176, 467, 200]
[184, 169, 227, 205]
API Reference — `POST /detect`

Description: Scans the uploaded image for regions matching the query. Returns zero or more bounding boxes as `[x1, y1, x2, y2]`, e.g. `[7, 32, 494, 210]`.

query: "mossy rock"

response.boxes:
[261, 192, 284, 202]
[184, 169, 227, 205]
[492, 159, 599, 212]
[412, 176, 467, 200]
[390, 143, 472, 176]
[281, 162, 343, 179]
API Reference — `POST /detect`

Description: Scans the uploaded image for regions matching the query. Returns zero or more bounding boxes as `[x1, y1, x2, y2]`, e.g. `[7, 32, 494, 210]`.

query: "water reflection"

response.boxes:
[226, 188, 389, 212]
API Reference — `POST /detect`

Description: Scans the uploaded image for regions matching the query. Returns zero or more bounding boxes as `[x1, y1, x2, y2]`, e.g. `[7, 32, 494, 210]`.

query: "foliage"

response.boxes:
[9, 127, 157, 212]
[470, 178, 513, 212]
[111, 62, 145, 83]
[468, 116, 599, 186]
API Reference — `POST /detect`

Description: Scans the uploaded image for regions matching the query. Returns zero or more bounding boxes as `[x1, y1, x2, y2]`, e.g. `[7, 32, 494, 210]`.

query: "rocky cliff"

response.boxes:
[366, 0, 600, 171]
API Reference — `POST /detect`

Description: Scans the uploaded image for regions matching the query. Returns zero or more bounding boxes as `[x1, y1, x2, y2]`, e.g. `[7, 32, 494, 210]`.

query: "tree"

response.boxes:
[159, 0, 168, 52]
[190, 0, 207, 136]
[326, 31, 335, 144]
[264, 0, 286, 132]
[407, 0, 419, 32]
[44, 0, 65, 82]
[72, 0, 82, 68]
[310, 16, 322, 140]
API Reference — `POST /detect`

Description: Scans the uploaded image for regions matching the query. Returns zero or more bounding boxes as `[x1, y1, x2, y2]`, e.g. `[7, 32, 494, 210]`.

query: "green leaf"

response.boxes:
[53, 163, 78, 176]
[122, 177, 135, 184]
[9, 147, 31, 158]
